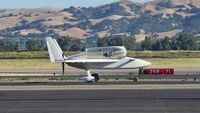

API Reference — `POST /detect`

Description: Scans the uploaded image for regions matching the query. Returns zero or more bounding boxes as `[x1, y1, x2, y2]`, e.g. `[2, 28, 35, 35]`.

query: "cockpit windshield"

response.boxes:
[86, 46, 127, 59]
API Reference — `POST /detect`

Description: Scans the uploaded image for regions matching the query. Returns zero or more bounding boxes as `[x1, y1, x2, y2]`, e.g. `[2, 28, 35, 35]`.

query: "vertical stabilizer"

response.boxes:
[46, 37, 65, 62]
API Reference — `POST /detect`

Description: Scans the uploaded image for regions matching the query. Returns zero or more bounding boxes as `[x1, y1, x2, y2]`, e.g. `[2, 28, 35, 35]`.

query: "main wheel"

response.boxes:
[92, 73, 99, 82]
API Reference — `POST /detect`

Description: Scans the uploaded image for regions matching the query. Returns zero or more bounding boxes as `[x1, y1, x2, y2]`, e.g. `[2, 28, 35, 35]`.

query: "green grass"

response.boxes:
[0, 58, 200, 69]
[17, 77, 30, 81]
[0, 77, 79, 83]
[49, 76, 76, 81]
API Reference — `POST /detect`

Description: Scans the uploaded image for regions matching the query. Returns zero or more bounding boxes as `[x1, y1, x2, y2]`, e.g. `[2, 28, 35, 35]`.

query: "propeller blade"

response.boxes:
[62, 62, 65, 76]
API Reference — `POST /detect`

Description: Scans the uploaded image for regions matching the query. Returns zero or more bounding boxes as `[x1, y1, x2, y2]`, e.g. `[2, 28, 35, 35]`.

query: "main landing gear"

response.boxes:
[80, 70, 100, 82]
[91, 73, 100, 82]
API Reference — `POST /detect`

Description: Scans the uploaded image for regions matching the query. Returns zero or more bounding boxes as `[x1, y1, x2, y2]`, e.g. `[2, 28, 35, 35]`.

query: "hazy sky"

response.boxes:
[0, 0, 151, 9]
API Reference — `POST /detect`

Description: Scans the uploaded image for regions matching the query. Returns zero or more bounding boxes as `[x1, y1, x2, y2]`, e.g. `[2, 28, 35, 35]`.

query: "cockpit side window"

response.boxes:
[103, 51, 113, 58]
[103, 52, 108, 58]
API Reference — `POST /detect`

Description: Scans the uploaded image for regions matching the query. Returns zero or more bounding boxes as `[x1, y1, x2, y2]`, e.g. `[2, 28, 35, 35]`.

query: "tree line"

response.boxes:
[0, 34, 199, 51]
[96, 34, 200, 51]
[141, 34, 199, 50]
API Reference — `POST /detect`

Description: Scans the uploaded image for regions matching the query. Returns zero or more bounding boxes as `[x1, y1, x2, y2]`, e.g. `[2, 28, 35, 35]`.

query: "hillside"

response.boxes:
[0, 0, 200, 40]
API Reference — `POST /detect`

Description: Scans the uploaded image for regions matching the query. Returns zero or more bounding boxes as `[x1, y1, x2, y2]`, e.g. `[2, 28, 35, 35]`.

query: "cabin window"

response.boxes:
[103, 51, 113, 58]
[103, 53, 108, 57]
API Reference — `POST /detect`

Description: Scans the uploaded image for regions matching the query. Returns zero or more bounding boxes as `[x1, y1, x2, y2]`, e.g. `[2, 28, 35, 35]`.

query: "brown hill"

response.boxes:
[146, 0, 200, 9]
[0, 0, 200, 40]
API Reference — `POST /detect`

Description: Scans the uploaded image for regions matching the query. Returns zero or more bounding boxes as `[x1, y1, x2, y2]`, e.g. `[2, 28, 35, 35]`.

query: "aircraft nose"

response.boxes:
[144, 60, 152, 66]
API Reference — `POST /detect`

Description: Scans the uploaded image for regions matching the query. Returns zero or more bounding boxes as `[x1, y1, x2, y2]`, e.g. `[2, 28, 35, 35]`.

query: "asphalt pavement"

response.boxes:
[0, 89, 200, 113]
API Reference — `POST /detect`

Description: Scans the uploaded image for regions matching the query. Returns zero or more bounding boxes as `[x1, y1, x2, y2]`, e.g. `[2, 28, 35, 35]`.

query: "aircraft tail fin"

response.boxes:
[46, 37, 66, 63]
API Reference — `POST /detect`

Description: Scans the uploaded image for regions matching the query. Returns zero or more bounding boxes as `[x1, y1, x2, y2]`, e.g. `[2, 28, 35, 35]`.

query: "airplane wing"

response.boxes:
[65, 59, 119, 63]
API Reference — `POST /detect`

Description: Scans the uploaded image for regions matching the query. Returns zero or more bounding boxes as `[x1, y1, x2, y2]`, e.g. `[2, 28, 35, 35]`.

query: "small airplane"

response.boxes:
[46, 37, 151, 82]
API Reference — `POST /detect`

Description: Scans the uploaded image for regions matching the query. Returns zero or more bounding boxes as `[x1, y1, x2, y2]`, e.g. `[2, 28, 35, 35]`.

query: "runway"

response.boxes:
[1, 89, 200, 113]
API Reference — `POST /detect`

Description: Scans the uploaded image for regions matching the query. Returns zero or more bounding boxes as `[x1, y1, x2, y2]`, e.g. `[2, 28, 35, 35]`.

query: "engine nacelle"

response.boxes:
[80, 76, 95, 82]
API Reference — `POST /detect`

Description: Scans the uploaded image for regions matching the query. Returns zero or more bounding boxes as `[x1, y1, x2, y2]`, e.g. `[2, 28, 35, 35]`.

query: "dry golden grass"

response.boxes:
[63, 27, 88, 38]
[146, 58, 200, 69]
[0, 59, 59, 69]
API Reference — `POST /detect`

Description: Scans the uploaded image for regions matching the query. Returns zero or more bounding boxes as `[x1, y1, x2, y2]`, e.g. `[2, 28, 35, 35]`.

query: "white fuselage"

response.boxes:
[65, 46, 151, 70]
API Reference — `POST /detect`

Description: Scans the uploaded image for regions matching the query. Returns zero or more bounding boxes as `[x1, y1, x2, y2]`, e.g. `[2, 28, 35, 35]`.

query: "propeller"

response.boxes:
[62, 62, 65, 76]
[62, 53, 65, 76]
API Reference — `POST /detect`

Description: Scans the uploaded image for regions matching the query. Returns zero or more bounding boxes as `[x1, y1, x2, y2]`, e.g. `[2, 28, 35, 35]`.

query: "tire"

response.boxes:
[92, 73, 99, 82]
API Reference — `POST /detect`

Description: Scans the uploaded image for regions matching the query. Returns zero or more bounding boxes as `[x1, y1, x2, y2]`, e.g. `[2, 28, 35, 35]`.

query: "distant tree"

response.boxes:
[141, 36, 157, 50]
[0, 39, 18, 51]
[123, 36, 137, 50]
[97, 35, 136, 50]
[57, 36, 84, 51]
[97, 38, 104, 47]
[172, 34, 198, 50]
[70, 40, 83, 51]
[152, 40, 162, 50]
[161, 36, 171, 50]
[25, 38, 45, 51]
